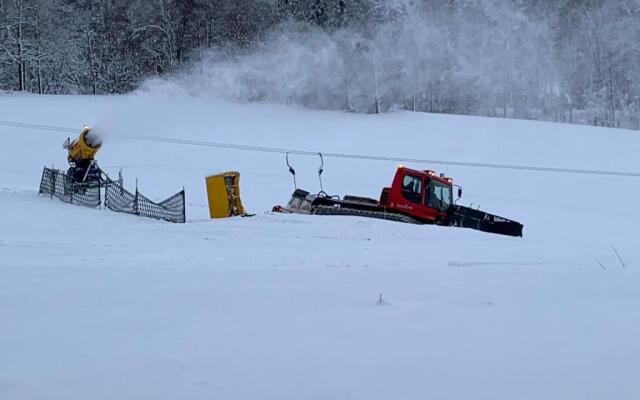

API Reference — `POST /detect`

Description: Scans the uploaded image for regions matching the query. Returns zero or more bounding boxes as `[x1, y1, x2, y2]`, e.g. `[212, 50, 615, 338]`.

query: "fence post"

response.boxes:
[50, 168, 55, 199]
[134, 179, 139, 216]
[182, 188, 186, 223]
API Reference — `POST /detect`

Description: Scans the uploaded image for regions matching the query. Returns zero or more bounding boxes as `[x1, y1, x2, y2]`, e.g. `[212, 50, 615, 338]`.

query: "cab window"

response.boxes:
[426, 178, 453, 211]
[401, 175, 422, 203]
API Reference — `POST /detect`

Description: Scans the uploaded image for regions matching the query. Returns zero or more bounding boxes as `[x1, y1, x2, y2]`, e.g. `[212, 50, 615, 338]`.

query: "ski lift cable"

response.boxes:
[1, 119, 640, 178]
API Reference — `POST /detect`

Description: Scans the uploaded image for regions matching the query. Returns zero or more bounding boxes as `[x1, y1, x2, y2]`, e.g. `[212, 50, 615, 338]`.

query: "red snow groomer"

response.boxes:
[274, 156, 523, 237]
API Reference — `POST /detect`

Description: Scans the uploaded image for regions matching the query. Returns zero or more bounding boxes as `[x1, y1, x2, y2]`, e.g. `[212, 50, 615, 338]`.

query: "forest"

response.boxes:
[1, 0, 639, 128]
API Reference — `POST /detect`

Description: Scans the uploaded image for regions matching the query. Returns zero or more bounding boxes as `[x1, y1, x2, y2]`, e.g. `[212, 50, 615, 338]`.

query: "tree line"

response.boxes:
[1, 0, 640, 129]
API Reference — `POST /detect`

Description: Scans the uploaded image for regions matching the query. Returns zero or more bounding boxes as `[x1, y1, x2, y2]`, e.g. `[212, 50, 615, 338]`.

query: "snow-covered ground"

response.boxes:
[1, 91, 639, 399]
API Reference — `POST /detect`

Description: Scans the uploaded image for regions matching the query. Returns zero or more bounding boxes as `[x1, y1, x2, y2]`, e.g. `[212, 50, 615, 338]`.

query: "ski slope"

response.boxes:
[1, 90, 639, 400]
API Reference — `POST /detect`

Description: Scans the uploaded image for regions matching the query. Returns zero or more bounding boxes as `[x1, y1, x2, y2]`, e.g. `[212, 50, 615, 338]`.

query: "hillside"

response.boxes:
[1, 92, 639, 399]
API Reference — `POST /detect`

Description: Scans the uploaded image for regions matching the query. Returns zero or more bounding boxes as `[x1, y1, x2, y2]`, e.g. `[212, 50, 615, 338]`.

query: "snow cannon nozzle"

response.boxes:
[81, 126, 103, 148]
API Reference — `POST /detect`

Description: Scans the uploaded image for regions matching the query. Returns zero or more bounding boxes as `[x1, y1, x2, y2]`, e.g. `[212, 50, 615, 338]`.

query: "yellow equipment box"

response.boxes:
[205, 171, 246, 218]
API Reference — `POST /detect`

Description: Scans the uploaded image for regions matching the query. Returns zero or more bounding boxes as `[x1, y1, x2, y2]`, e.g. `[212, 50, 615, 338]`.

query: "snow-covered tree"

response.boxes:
[1, 0, 640, 129]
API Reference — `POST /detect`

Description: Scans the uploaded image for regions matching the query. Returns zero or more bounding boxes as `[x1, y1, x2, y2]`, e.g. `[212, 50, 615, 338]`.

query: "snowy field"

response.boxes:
[1, 91, 639, 399]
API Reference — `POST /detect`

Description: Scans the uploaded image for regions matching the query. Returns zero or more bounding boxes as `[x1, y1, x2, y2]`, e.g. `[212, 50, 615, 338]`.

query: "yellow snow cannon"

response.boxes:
[65, 126, 102, 162]
[205, 171, 249, 218]
[63, 126, 103, 183]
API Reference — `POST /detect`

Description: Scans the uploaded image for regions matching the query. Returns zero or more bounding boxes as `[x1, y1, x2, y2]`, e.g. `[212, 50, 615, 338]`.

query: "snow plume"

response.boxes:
[147, 21, 414, 113]
[87, 120, 116, 145]
[139, 1, 563, 117]
[184, 25, 349, 109]
[141, 23, 358, 110]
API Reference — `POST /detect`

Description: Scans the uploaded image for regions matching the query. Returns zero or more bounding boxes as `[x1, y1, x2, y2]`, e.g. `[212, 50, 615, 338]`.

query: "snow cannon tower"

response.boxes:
[63, 126, 103, 183]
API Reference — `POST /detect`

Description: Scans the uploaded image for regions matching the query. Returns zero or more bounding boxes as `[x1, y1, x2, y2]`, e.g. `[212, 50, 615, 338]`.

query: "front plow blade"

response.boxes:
[450, 205, 523, 237]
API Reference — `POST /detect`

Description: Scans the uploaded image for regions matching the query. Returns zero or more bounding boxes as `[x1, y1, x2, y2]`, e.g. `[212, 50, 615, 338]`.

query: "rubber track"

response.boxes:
[312, 205, 423, 224]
